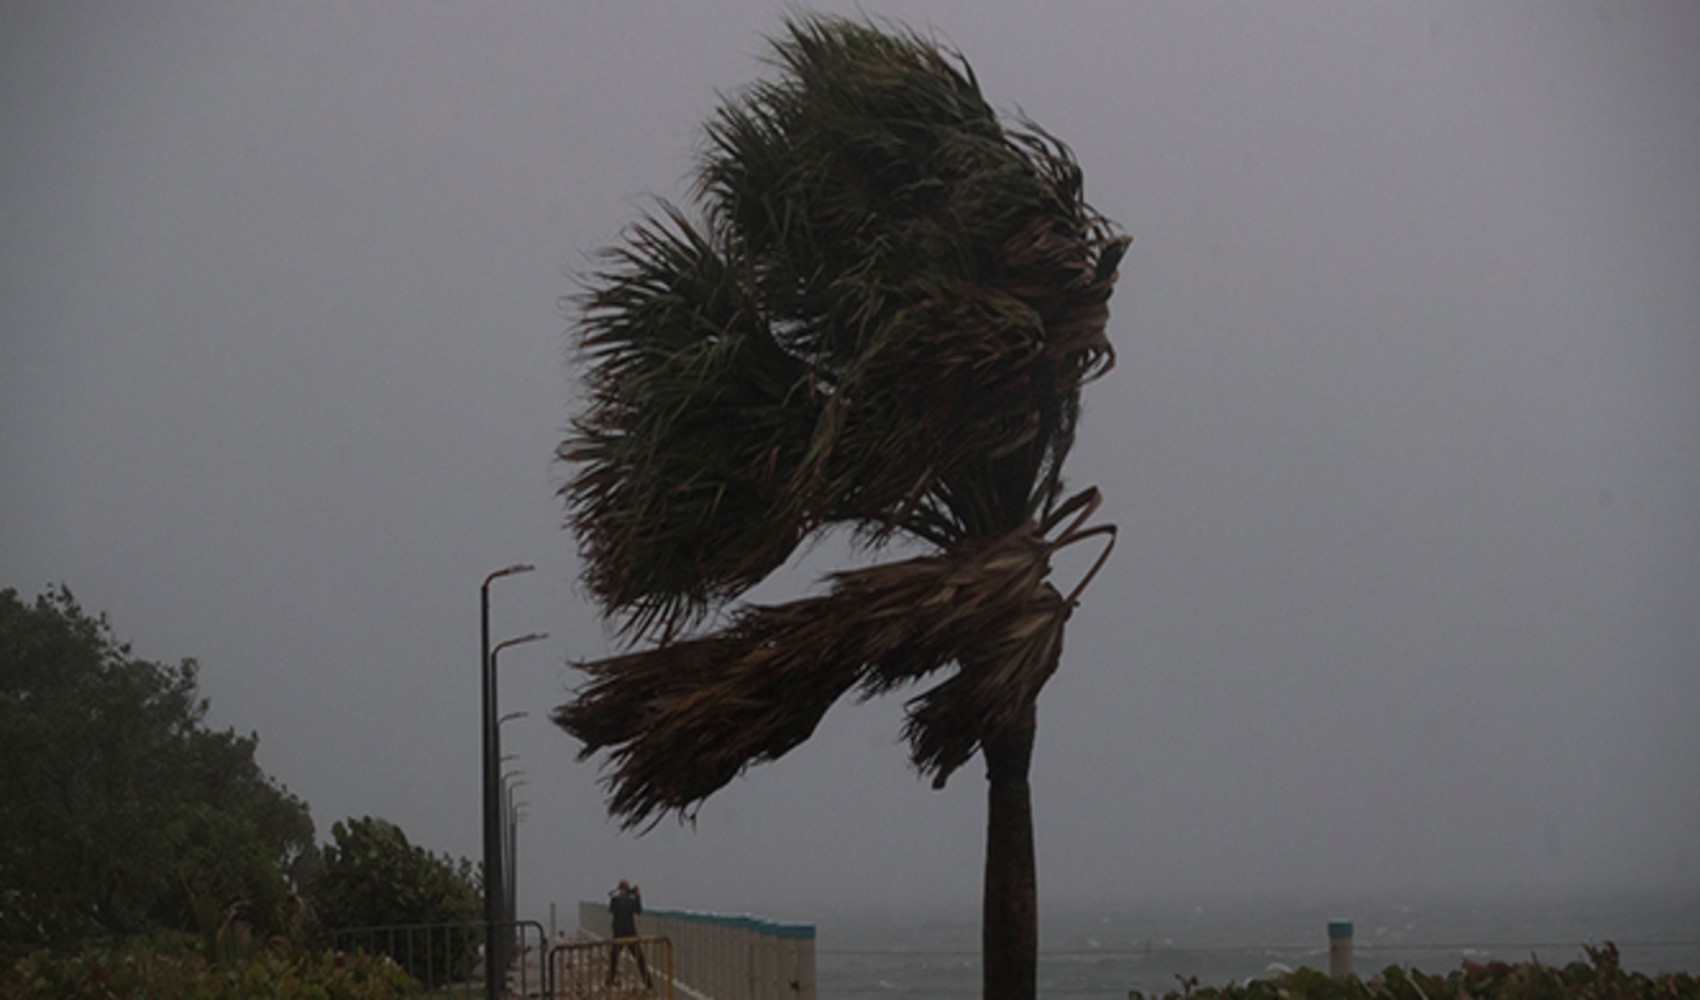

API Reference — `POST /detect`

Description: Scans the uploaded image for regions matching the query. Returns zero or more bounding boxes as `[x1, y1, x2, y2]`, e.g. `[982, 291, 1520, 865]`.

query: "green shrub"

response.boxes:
[1131, 943, 1699, 1000]
[1, 943, 419, 999]
[0, 586, 316, 963]
[309, 817, 482, 987]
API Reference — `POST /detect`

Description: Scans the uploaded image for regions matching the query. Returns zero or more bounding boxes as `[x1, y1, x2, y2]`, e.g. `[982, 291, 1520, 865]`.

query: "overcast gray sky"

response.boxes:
[4, 1, 1697, 924]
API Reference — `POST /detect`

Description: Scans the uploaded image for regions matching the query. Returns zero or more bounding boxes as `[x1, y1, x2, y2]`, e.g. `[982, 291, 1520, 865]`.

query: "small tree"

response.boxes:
[554, 15, 1128, 999]
[310, 816, 482, 987]
[0, 585, 315, 961]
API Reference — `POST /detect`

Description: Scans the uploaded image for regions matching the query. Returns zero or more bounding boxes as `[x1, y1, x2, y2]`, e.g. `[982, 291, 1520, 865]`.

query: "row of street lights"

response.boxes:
[480, 564, 547, 1000]
[499, 718, 529, 938]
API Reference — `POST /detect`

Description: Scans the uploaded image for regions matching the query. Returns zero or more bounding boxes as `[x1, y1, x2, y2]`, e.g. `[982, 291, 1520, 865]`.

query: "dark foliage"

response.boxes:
[1135, 944, 1698, 1000]
[556, 10, 1125, 824]
[309, 817, 482, 988]
[0, 586, 315, 963]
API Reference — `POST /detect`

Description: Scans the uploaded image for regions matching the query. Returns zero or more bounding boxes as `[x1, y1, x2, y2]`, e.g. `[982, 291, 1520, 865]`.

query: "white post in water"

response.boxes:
[1328, 918, 1354, 977]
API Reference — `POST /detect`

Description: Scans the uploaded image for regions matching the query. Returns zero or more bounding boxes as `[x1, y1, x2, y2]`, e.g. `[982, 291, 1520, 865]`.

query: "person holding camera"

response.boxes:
[607, 879, 653, 988]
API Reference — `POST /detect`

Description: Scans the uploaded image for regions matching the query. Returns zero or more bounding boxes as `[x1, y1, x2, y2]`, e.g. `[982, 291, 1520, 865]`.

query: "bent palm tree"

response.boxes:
[554, 16, 1128, 999]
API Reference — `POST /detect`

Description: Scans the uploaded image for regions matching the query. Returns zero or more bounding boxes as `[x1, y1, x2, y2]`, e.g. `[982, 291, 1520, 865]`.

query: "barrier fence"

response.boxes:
[550, 935, 675, 998]
[580, 900, 816, 1000]
[331, 919, 548, 996]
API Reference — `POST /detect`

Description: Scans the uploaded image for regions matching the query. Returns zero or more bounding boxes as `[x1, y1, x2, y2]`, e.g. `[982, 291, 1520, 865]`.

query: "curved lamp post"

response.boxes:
[499, 770, 530, 974]
[503, 776, 530, 928]
[498, 712, 529, 786]
[487, 631, 544, 983]
[479, 563, 534, 1000]
[500, 770, 527, 928]
[499, 768, 526, 882]
[507, 797, 530, 932]
[496, 711, 530, 944]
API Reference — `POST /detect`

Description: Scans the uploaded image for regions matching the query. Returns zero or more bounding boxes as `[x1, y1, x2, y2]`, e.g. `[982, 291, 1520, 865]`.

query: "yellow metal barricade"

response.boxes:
[550, 935, 672, 999]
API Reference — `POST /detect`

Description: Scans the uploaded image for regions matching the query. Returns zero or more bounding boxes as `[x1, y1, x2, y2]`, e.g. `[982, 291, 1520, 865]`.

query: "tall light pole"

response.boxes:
[500, 769, 529, 976]
[480, 563, 532, 1000]
[507, 796, 529, 932]
[487, 629, 546, 986]
[499, 769, 527, 861]
[497, 710, 528, 931]
[500, 771, 527, 931]
[501, 773, 529, 922]
[499, 710, 529, 767]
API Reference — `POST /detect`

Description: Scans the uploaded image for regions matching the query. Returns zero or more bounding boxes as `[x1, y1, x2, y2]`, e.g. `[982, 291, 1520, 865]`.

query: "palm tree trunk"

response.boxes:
[982, 698, 1038, 1000]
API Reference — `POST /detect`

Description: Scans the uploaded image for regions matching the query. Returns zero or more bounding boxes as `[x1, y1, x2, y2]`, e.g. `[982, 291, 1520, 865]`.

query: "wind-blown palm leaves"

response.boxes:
[556, 15, 1127, 828]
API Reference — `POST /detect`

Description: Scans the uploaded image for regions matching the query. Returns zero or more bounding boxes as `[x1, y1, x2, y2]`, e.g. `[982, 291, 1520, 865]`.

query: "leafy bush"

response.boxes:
[1132, 943, 1699, 1000]
[1, 943, 419, 999]
[0, 586, 315, 962]
[310, 818, 482, 988]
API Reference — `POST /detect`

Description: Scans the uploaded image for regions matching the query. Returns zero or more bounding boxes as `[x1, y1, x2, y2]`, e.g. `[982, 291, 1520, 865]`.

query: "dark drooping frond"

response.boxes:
[557, 13, 1128, 826]
[552, 494, 1112, 828]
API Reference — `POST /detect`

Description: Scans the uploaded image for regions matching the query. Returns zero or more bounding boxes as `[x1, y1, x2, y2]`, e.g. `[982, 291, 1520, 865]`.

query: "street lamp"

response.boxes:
[487, 630, 545, 985]
[500, 772, 530, 973]
[500, 772, 528, 803]
[500, 770, 527, 925]
[506, 796, 530, 932]
[498, 712, 529, 816]
[480, 563, 533, 1000]
[501, 775, 529, 873]
[499, 769, 526, 879]
[496, 704, 523, 911]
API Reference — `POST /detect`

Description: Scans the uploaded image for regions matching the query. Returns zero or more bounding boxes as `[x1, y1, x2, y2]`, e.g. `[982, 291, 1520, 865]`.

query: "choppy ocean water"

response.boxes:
[809, 890, 1700, 998]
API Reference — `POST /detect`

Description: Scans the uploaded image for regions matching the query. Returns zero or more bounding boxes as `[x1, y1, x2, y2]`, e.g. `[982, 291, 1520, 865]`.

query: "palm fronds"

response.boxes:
[553, 493, 1111, 827]
[562, 208, 814, 638]
[557, 13, 1128, 828]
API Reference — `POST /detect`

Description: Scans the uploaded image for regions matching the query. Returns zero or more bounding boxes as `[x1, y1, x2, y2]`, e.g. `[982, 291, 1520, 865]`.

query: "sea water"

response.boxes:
[811, 890, 1700, 997]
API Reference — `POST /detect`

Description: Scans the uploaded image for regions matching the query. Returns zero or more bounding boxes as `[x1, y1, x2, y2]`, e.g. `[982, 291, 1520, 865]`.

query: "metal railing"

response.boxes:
[550, 935, 675, 998]
[580, 901, 816, 999]
[332, 919, 549, 996]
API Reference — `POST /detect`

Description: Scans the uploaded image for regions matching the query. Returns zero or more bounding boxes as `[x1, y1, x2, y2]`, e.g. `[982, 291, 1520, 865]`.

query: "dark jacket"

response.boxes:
[610, 888, 642, 938]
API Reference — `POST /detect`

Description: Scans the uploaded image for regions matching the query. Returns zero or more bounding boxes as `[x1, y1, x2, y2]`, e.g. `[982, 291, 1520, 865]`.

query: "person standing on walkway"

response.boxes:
[607, 879, 653, 988]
